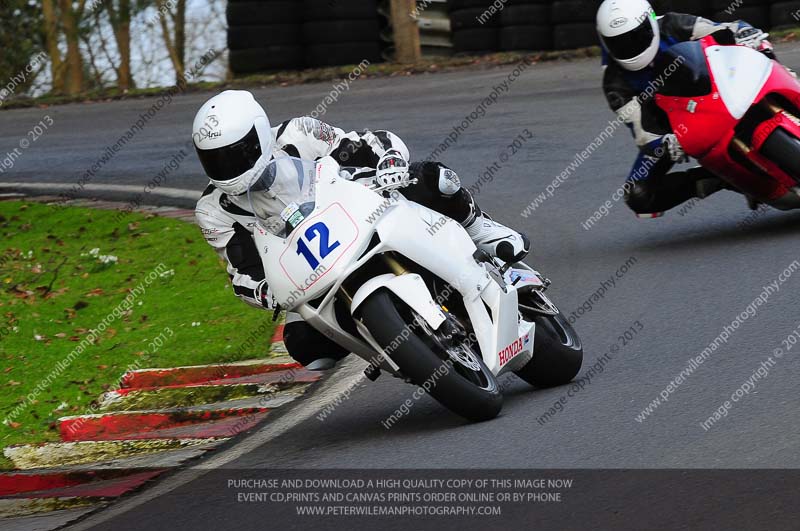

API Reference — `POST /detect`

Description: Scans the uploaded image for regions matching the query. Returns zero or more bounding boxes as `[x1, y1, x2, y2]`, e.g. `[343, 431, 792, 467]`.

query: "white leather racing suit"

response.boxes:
[195, 117, 411, 309]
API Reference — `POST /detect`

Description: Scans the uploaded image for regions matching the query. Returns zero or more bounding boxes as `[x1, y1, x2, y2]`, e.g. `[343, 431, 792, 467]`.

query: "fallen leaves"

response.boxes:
[43, 287, 69, 300]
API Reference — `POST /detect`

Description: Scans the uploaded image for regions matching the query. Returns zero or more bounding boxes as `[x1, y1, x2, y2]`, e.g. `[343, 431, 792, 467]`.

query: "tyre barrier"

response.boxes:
[227, 0, 382, 74]
[227, 0, 800, 73]
[449, 0, 798, 54]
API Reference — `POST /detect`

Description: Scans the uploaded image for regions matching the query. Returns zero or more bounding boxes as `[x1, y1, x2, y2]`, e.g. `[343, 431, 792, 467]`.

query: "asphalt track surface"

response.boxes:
[3, 44, 800, 530]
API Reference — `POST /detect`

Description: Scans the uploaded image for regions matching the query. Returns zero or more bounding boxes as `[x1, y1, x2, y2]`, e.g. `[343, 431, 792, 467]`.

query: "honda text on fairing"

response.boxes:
[247, 156, 583, 421]
[655, 36, 800, 210]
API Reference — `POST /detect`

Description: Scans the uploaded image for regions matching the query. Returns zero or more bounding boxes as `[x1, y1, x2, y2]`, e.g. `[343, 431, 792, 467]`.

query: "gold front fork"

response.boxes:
[339, 254, 405, 309]
[731, 137, 769, 173]
[382, 253, 407, 276]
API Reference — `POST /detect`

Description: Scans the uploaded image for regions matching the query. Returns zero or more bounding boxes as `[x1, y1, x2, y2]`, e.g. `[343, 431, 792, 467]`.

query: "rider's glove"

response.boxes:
[376, 149, 410, 187]
[735, 26, 769, 50]
[662, 134, 689, 163]
[255, 280, 277, 310]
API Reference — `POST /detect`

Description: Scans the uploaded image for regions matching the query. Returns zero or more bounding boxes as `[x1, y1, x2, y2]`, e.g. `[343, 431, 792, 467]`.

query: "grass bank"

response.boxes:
[0, 201, 277, 467]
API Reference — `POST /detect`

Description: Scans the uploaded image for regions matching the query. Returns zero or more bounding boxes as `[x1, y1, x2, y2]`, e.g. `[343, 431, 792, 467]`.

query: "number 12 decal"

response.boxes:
[295, 222, 340, 269]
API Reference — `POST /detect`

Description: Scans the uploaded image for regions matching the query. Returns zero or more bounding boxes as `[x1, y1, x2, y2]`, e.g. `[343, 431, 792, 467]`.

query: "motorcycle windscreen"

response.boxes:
[656, 41, 712, 97]
[705, 45, 772, 120]
[247, 156, 319, 236]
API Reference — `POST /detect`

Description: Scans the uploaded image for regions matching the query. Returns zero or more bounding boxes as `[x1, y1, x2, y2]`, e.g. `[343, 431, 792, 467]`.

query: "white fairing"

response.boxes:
[350, 273, 446, 330]
[707, 45, 772, 120]
[250, 156, 541, 377]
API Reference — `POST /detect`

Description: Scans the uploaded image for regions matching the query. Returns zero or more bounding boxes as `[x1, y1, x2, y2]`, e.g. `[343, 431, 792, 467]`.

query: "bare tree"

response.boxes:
[104, 0, 135, 90]
[40, 0, 87, 95]
[41, 0, 66, 94]
[156, 0, 187, 86]
[58, 0, 87, 95]
[80, 29, 107, 89]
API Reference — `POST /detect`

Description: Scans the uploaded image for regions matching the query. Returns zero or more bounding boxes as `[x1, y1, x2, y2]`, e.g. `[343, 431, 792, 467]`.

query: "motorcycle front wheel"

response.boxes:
[359, 289, 503, 422]
[514, 312, 583, 388]
[761, 127, 800, 185]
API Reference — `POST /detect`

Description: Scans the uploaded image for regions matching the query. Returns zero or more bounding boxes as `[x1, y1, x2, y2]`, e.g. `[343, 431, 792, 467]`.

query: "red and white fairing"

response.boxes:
[655, 36, 800, 202]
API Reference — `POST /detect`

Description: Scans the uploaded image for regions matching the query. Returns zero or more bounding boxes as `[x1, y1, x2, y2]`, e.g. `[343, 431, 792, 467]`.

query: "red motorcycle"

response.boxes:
[655, 36, 800, 209]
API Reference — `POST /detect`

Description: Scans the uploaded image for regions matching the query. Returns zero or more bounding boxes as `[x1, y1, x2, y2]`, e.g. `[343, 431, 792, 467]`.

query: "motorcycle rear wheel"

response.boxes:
[359, 289, 503, 422]
[514, 313, 583, 388]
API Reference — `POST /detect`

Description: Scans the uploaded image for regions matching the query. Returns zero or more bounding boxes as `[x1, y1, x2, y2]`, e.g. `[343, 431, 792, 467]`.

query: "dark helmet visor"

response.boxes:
[601, 18, 655, 61]
[196, 125, 262, 182]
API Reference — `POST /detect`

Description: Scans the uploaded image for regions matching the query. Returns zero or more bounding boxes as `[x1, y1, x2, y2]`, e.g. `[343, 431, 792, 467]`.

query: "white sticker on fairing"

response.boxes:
[278, 202, 358, 291]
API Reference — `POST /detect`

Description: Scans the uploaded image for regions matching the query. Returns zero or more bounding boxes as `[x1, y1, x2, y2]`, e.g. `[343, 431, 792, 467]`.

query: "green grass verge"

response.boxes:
[0, 201, 276, 468]
[770, 26, 800, 41]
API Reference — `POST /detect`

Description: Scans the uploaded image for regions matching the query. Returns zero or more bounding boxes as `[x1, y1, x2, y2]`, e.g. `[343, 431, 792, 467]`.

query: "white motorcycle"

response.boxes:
[248, 156, 583, 421]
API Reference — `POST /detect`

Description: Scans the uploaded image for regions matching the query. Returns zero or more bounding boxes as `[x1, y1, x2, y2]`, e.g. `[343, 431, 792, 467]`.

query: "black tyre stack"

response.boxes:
[227, 0, 796, 73]
[711, 0, 770, 29]
[500, 0, 553, 52]
[551, 0, 599, 50]
[650, 0, 710, 17]
[448, 0, 554, 53]
[227, 0, 303, 74]
[770, 1, 800, 29]
[302, 0, 382, 67]
[448, 0, 501, 53]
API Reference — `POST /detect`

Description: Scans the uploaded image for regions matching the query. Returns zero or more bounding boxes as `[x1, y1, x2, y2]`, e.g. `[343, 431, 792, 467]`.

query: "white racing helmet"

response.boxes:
[192, 90, 274, 195]
[597, 0, 659, 71]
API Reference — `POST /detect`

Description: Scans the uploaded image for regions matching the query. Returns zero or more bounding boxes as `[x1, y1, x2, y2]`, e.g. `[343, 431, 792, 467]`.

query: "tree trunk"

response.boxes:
[390, 0, 421, 64]
[41, 0, 65, 94]
[175, 0, 186, 85]
[59, 0, 84, 95]
[108, 0, 134, 90]
[159, 0, 186, 86]
[117, 21, 133, 89]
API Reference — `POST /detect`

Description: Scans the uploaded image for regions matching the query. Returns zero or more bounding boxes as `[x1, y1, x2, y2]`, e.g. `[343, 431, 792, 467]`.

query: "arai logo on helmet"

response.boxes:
[610, 16, 628, 29]
[194, 114, 221, 145]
